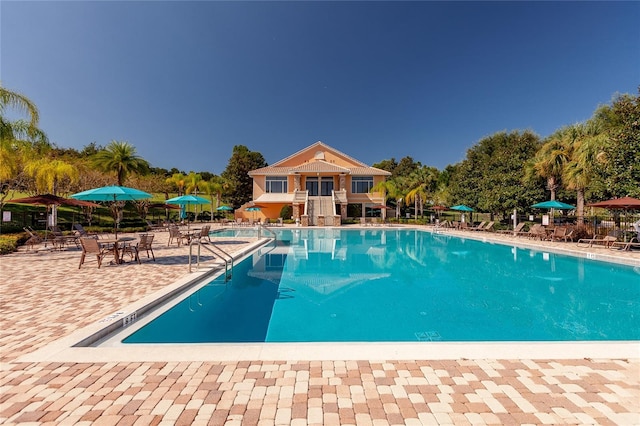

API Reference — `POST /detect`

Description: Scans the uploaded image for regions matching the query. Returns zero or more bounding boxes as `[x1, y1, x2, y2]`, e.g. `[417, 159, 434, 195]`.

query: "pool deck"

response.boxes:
[1, 224, 638, 425]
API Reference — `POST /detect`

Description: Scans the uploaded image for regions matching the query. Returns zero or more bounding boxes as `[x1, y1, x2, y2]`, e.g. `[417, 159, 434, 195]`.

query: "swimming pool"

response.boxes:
[123, 228, 640, 343]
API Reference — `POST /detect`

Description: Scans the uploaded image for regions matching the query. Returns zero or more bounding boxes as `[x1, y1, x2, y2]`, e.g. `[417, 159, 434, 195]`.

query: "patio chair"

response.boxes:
[167, 225, 186, 246]
[23, 227, 43, 251]
[78, 236, 113, 269]
[120, 233, 155, 263]
[199, 224, 211, 242]
[609, 237, 640, 252]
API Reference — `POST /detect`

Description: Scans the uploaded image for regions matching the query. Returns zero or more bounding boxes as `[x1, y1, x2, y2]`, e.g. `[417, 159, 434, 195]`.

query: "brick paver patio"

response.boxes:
[1, 226, 638, 425]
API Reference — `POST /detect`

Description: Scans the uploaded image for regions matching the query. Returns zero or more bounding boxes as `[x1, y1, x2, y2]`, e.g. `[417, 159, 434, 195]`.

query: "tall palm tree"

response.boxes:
[200, 176, 226, 209]
[529, 129, 571, 201]
[0, 86, 50, 211]
[165, 172, 187, 196]
[92, 141, 150, 186]
[370, 178, 399, 220]
[24, 158, 79, 195]
[0, 86, 39, 136]
[185, 172, 202, 195]
[404, 167, 438, 218]
[562, 121, 608, 224]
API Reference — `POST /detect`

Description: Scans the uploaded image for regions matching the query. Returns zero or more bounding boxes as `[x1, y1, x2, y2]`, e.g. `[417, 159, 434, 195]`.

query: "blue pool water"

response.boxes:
[123, 229, 640, 343]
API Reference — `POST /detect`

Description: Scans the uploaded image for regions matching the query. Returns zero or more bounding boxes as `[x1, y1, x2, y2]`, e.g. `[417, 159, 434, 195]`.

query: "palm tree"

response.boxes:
[92, 141, 150, 186]
[404, 167, 438, 219]
[0, 86, 50, 211]
[0, 86, 39, 136]
[529, 129, 571, 201]
[185, 172, 202, 195]
[165, 172, 187, 196]
[24, 158, 79, 195]
[562, 121, 608, 224]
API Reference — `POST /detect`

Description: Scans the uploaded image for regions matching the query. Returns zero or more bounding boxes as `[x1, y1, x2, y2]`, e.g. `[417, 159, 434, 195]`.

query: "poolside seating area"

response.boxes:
[1, 224, 638, 425]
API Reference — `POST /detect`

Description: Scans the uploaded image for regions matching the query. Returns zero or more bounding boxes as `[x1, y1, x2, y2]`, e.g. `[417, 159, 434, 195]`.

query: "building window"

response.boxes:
[351, 176, 373, 194]
[266, 176, 288, 193]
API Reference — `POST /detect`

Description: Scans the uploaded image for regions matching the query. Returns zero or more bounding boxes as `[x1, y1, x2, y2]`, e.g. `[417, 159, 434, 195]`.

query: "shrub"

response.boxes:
[0, 235, 20, 255]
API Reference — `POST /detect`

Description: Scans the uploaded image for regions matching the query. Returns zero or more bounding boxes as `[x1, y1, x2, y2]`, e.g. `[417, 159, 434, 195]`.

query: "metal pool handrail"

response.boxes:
[188, 236, 234, 279]
[257, 223, 277, 239]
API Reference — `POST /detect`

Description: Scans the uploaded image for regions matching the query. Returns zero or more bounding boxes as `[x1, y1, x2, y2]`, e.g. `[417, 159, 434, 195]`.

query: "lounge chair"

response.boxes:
[73, 223, 97, 238]
[497, 222, 526, 236]
[609, 237, 640, 252]
[146, 220, 167, 232]
[549, 227, 573, 242]
[576, 235, 617, 248]
[48, 225, 79, 249]
[23, 227, 43, 250]
[527, 224, 548, 240]
[468, 221, 486, 231]
[478, 221, 495, 232]
[78, 237, 114, 269]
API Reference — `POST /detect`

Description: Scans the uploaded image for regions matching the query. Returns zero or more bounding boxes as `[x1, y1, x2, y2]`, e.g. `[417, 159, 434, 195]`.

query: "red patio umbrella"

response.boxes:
[587, 196, 640, 209]
[9, 194, 100, 239]
[9, 193, 100, 208]
[587, 196, 640, 241]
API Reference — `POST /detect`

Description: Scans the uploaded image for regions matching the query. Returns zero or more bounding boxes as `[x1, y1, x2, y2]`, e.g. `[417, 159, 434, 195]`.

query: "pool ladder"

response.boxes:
[188, 235, 233, 279]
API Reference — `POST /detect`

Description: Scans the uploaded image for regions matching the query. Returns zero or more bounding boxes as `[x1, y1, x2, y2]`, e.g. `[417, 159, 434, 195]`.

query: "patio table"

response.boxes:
[99, 237, 136, 264]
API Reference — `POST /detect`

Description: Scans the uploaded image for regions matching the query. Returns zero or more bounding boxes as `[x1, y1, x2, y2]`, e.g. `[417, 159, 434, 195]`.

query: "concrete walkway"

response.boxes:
[1, 225, 638, 425]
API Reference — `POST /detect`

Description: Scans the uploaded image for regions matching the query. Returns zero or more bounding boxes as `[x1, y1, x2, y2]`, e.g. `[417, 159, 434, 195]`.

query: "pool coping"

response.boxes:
[16, 227, 640, 364]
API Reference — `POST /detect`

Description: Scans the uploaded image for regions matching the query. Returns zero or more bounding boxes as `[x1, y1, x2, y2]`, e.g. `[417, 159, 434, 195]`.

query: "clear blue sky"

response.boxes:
[2, 1, 638, 175]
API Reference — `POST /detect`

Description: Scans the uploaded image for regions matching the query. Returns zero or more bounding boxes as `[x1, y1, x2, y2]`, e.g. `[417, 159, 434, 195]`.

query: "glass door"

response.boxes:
[306, 177, 318, 196]
[320, 177, 334, 196]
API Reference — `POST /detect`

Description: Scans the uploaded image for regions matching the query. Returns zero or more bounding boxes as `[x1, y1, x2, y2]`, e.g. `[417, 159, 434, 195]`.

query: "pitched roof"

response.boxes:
[249, 141, 390, 176]
[271, 141, 368, 167]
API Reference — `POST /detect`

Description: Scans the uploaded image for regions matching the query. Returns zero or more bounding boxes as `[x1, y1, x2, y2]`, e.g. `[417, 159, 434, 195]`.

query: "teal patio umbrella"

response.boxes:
[246, 206, 261, 221]
[532, 200, 575, 227]
[166, 195, 211, 229]
[450, 204, 474, 222]
[531, 200, 575, 210]
[71, 185, 152, 236]
[217, 205, 233, 211]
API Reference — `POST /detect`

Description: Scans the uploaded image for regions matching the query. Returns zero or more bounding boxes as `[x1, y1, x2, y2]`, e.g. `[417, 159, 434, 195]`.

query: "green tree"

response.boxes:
[184, 172, 203, 195]
[24, 158, 79, 195]
[92, 141, 150, 186]
[562, 121, 608, 223]
[405, 166, 439, 218]
[0, 85, 39, 138]
[166, 172, 187, 196]
[0, 86, 50, 209]
[448, 131, 544, 218]
[221, 145, 267, 208]
[596, 90, 640, 198]
[528, 129, 570, 201]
